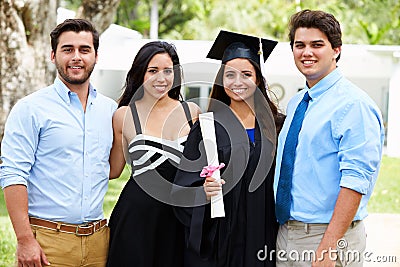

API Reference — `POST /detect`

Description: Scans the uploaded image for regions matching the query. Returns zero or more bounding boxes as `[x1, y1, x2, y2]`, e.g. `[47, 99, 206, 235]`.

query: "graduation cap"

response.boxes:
[207, 30, 278, 66]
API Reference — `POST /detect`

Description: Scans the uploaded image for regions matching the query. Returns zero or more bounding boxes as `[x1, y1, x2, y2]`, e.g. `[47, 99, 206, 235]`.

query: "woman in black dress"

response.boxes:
[173, 30, 285, 267]
[107, 41, 200, 267]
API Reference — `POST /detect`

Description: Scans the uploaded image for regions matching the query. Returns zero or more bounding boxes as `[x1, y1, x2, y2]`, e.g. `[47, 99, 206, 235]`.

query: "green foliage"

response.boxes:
[60, 0, 400, 44]
[368, 156, 400, 213]
[336, 0, 400, 44]
[103, 165, 130, 218]
[168, 0, 296, 40]
[0, 218, 17, 267]
[114, 0, 210, 38]
[115, 0, 150, 35]
[161, 0, 400, 44]
[61, 0, 81, 10]
[0, 190, 8, 216]
[0, 217, 16, 267]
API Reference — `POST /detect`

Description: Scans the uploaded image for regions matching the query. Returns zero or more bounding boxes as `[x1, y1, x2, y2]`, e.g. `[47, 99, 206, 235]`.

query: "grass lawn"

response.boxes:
[0, 157, 399, 266]
[368, 156, 400, 213]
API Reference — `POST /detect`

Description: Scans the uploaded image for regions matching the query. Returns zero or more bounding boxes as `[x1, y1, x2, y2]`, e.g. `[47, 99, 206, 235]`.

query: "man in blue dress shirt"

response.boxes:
[274, 10, 384, 267]
[0, 19, 117, 266]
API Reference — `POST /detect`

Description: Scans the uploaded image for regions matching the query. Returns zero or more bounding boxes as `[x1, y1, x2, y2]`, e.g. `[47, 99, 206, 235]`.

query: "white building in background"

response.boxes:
[91, 24, 400, 158]
[57, 7, 76, 24]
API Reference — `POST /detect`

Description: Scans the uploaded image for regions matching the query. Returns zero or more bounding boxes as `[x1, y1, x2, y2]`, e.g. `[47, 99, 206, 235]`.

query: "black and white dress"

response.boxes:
[107, 101, 193, 267]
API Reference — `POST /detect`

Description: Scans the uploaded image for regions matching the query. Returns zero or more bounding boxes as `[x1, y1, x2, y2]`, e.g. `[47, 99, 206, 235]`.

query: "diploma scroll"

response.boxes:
[199, 112, 225, 218]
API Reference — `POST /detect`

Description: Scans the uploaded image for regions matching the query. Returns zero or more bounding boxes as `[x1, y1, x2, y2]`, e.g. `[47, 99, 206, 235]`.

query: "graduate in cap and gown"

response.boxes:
[173, 30, 285, 267]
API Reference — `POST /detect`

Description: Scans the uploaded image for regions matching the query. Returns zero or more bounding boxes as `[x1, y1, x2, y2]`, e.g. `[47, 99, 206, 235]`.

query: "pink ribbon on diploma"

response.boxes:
[200, 163, 225, 178]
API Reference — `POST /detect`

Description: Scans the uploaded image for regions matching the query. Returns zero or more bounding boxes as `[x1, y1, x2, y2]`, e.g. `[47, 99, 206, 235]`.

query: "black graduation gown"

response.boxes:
[173, 108, 279, 267]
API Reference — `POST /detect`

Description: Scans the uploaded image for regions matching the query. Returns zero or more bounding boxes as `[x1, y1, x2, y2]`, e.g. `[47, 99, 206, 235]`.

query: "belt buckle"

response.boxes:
[75, 223, 93, 236]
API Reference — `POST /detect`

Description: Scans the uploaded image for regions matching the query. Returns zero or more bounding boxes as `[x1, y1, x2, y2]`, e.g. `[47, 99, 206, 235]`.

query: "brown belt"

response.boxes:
[29, 217, 107, 236]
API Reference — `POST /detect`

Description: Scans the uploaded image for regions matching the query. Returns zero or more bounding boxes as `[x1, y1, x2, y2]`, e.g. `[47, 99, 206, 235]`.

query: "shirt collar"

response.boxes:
[305, 68, 342, 101]
[54, 77, 97, 104]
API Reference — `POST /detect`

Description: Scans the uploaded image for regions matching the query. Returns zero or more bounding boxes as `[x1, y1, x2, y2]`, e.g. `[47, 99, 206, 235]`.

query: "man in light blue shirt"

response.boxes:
[274, 10, 384, 267]
[0, 19, 117, 266]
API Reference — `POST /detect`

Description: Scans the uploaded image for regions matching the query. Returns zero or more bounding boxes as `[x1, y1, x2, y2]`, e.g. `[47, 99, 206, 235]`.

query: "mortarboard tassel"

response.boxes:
[259, 38, 271, 98]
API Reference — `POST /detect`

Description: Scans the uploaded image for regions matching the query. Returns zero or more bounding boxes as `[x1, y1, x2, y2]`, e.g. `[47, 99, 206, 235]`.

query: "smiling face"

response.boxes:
[51, 31, 97, 88]
[223, 58, 258, 103]
[142, 53, 174, 100]
[293, 27, 341, 88]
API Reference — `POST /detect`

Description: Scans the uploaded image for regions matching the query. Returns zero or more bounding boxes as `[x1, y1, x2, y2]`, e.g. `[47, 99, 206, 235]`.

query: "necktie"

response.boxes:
[276, 92, 311, 225]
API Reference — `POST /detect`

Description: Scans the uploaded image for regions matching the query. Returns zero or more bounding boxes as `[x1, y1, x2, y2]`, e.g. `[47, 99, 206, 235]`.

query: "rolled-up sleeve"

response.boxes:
[0, 100, 39, 189]
[336, 100, 384, 194]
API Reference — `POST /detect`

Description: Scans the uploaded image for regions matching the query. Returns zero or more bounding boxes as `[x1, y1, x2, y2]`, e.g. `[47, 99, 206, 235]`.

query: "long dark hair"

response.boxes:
[208, 59, 279, 123]
[118, 41, 183, 107]
[208, 58, 281, 159]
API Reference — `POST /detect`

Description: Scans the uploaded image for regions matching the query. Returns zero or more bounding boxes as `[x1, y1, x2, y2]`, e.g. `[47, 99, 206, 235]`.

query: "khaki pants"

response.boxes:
[276, 220, 366, 267]
[30, 225, 110, 267]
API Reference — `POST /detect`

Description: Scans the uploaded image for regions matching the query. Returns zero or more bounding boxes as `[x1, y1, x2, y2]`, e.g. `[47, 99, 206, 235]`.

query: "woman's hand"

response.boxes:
[203, 176, 225, 201]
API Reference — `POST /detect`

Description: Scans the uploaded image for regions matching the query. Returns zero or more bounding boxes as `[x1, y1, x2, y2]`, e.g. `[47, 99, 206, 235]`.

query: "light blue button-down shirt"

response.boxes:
[274, 69, 384, 223]
[0, 77, 117, 224]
